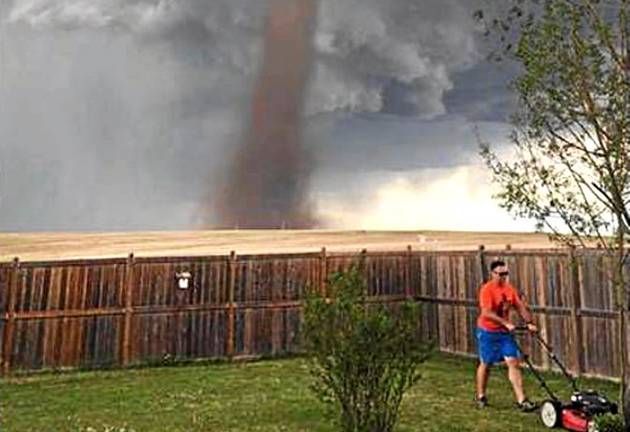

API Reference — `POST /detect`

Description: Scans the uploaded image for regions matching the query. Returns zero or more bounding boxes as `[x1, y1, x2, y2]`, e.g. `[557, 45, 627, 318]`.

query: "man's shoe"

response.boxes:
[476, 395, 488, 409]
[516, 398, 537, 412]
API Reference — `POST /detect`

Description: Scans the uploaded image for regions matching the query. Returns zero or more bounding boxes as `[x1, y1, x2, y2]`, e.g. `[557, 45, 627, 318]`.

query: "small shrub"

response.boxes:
[302, 266, 431, 432]
[593, 413, 625, 432]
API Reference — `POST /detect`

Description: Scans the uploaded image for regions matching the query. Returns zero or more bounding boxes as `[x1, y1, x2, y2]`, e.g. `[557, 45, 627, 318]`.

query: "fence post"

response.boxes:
[2, 257, 20, 376]
[226, 251, 236, 359]
[405, 245, 412, 299]
[121, 253, 135, 367]
[319, 247, 327, 296]
[478, 245, 487, 283]
[360, 249, 368, 296]
[568, 247, 584, 376]
[360, 249, 367, 267]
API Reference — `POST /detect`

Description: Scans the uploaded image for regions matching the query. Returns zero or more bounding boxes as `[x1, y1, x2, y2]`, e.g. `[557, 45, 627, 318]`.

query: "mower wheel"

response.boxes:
[540, 400, 562, 428]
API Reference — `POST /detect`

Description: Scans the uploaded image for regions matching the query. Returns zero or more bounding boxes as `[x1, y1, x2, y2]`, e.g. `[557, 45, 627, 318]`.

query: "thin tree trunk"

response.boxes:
[624, 383, 630, 431]
[616, 213, 627, 410]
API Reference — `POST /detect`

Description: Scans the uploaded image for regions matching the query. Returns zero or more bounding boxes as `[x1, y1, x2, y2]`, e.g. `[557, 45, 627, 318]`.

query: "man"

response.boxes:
[475, 260, 538, 411]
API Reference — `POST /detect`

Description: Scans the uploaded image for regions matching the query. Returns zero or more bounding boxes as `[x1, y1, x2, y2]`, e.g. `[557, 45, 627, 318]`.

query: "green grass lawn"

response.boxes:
[1, 353, 619, 432]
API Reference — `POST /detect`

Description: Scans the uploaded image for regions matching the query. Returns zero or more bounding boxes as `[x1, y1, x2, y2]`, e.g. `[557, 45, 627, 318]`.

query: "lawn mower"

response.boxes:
[513, 327, 618, 432]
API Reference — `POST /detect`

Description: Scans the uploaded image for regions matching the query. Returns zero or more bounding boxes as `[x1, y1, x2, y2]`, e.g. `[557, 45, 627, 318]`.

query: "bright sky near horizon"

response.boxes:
[316, 165, 536, 232]
[0, 0, 537, 232]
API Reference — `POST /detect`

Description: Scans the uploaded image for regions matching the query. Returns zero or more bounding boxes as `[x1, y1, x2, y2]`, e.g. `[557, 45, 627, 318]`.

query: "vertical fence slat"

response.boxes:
[568, 248, 583, 376]
[122, 253, 135, 366]
[536, 256, 551, 370]
[121, 253, 135, 367]
[2, 258, 20, 375]
[227, 251, 236, 359]
[320, 247, 327, 296]
[478, 245, 486, 283]
[405, 246, 412, 298]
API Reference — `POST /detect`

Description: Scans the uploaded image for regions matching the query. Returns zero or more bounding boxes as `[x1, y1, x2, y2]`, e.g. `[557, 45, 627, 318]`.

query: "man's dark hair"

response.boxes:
[490, 260, 506, 271]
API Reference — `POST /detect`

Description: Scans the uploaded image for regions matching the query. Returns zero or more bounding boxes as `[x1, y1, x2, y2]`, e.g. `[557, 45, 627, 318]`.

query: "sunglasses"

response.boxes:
[493, 271, 509, 277]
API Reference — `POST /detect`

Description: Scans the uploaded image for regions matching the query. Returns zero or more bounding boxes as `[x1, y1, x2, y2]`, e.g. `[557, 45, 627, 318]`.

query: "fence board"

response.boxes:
[582, 316, 616, 377]
[15, 263, 125, 313]
[133, 260, 229, 307]
[0, 265, 11, 362]
[0, 264, 10, 312]
[233, 308, 302, 357]
[232, 255, 318, 359]
[9, 316, 122, 371]
[233, 256, 318, 304]
[130, 311, 227, 363]
[581, 253, 615, 311]
[236, 309, 273, 357]
[365, 254, 406, 297]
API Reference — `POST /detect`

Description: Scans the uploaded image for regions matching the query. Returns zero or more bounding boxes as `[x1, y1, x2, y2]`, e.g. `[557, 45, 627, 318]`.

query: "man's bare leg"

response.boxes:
[505, 357, 525, 403]
[476, 361, 490, 399]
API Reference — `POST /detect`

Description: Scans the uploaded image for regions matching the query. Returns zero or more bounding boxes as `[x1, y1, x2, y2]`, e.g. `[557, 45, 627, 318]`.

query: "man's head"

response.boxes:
[490, 260, 509, 285]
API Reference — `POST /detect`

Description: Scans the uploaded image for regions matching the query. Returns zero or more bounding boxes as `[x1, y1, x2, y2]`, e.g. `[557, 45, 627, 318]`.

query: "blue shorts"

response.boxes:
[476, 327, 521, 365]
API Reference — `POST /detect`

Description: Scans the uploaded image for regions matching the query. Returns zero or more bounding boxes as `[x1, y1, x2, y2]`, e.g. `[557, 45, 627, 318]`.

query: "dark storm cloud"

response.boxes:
[2, 1, 264, 230]
[1, 0, 516, 231]
[445, 61, 520, 123]
[307, 113, 512, 174]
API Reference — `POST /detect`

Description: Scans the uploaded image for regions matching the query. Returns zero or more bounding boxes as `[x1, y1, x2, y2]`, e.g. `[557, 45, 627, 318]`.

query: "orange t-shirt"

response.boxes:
[476, 280, 523, 332]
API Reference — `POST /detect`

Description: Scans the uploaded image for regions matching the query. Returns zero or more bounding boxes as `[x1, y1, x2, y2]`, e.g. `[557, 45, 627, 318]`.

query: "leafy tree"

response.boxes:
[302, 266, 431, 432]
[476, 0, 630, 407]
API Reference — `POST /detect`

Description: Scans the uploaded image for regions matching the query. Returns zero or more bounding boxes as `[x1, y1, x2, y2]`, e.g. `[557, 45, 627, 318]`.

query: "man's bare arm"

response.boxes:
[515, 302, 533, 324]
[480, 307, 514, 331]
[515, 301, 538, 332]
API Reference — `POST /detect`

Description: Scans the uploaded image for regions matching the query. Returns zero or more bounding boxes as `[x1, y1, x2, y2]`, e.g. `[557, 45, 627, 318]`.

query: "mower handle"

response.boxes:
[511, 326, 580, 393]
[512, 325, 538, 333]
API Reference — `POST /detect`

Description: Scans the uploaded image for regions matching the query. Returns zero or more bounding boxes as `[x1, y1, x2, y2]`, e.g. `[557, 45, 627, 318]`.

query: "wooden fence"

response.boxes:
[0, 247, 628, 380]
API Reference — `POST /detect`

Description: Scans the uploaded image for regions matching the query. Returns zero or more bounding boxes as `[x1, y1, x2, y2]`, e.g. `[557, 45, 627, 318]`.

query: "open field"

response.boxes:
[0, 230, 562, 262]
[1, 353, 618, 432]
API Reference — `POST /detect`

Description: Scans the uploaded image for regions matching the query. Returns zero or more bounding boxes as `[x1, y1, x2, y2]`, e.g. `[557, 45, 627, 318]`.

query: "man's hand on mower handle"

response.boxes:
[510, 323, 539, 333]
[504, 322, 516, 332]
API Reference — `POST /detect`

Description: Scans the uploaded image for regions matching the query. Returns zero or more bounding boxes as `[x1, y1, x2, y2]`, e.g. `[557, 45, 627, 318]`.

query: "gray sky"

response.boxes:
[0, 0, 535, 232]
